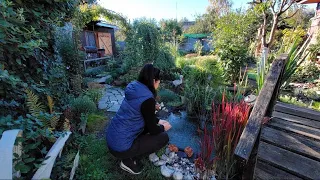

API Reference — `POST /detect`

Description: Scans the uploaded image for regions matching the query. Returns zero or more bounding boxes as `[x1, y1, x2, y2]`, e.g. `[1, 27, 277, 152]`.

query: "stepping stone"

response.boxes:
[107, 104, 121, 112]
[95, 75, 112, 84]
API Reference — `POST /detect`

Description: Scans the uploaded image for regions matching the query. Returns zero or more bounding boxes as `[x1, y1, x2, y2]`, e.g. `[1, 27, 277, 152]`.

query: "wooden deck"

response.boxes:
[254, 102, 320, 180]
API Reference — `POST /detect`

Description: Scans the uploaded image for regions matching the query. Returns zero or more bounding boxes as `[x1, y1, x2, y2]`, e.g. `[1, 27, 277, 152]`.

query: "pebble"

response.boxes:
[165, 147, 171, 155]
[149, 153, 159, 163]
[161, 165, 174, 178]
[173, 171, 183, 180]
[184, 174, 193, 180]
[169, 152, 175, 159]
[154, 160, 166, 166]
[161, 154, 170, 162]
[211, 176, 217, 180]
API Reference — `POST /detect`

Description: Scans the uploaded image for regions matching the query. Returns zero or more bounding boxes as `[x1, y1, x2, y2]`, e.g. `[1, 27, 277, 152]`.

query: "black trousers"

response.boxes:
[109, 132, 169, 160]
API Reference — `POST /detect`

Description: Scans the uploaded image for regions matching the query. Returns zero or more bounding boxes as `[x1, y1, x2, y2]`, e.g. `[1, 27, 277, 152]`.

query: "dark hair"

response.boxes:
[138, 64, 160, 96]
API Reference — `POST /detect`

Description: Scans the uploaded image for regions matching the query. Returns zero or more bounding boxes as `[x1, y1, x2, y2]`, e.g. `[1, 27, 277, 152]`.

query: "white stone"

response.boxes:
[173, 171, 183, 180]
[210, 176, 217, 180]
[169, 152, 175, 159]
[161, 165, 174, 178]
[165, 147, 170, 155]
[149, 153, 159, 163]
[184, 174, 193, 180]
[161, 154, 170, 162]
[154, 160, 166, 166]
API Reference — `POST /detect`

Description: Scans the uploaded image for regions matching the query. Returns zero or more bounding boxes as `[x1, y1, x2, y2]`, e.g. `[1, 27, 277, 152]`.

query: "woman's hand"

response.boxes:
[159, 120, 171, 131]
[155, 103, 161, 110]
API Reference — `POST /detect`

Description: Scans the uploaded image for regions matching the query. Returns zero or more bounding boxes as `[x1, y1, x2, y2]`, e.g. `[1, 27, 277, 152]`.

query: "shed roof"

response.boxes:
[296, 0, 320, 4]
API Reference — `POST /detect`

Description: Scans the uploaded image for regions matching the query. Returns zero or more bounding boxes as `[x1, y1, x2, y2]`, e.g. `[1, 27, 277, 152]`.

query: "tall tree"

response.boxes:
[207, 0, 233, 17]
[159, 19, 182, 44]
[251, 0, 299, 55]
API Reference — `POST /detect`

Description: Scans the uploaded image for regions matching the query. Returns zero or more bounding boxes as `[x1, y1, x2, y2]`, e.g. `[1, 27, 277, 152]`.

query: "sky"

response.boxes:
[99, 0, 253, 21]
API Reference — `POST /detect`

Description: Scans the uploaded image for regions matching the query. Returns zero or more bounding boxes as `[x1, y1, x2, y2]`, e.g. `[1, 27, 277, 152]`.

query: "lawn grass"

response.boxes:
[75, 135, 165, 180]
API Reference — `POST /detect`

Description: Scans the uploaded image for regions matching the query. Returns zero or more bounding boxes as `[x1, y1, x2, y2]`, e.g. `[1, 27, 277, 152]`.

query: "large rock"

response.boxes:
[161, 165, 174, 178]
[149, 153, 159, 163]
[173, 171, 183, 180]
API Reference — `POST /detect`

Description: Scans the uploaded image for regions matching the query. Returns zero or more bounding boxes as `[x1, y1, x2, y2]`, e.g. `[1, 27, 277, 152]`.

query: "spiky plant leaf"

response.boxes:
[25, 89, 45, 116]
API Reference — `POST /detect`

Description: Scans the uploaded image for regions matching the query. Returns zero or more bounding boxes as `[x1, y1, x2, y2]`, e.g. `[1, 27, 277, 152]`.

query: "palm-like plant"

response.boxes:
[281, 36, 311, 88]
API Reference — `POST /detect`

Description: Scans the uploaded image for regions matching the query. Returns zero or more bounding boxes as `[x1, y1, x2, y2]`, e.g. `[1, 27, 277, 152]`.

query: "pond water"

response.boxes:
[165, 111, 200, 154]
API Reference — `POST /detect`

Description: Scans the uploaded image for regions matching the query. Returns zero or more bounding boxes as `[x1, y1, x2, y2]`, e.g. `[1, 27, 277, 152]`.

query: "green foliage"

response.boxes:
[122, 19, 161, 70]
[303, 87, 320, 101]
[184, 11, 216, 34]
[158, 89, 180, 103]
[87, 113, 107, 132]
[159, 19, 182, 43]
[76, 135, 165, 180]
[71, 96, 97, 115]
[73, 4, 129, 31]
[279, 95, 308, 108]
[0, 115, 57, 178]
[291, 61, 320, 83]
[214, 10, 257, 82]
[153, 46, 176, 73]
[194, 40, 203, 56]
[309, 30, 320, 60]
[282, 38, 309, 88]
[181, 56, 225, 115]
[83, 88, 104, 105]
[25, 89, 46, 116]
[279, 27, 306, 53]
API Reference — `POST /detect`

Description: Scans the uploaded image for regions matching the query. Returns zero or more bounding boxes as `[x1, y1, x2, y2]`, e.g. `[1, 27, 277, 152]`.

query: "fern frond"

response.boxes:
[47, 95, 54, 114]
[50, 115, 60, 129]
[63, 118, 71, 131]
[25, 89, 45, 116]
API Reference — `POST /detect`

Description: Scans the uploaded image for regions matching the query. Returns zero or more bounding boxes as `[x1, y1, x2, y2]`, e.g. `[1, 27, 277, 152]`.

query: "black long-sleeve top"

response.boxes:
[140, 98, 164, 134]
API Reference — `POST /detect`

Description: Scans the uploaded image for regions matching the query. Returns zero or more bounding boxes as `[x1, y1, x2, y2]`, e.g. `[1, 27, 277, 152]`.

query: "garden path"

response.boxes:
[98, 85, 124, 112]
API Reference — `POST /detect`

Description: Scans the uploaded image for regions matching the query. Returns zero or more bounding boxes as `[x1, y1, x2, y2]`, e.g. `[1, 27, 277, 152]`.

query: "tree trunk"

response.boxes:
[267, 16, 279, 48]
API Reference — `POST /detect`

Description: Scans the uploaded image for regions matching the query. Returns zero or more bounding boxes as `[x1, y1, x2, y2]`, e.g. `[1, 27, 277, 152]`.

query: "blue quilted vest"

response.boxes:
[106, 81, 154, 152]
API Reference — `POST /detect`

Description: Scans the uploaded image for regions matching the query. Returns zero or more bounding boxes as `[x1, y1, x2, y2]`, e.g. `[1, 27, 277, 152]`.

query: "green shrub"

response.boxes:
[83, 89, 104, 105]
[182, 56, 225, 115]
[71, 96, 97, 115]
[158, 89, 180, 103]
[291, 61, 320, 83]
[303, 87, 320, 101]
[176, 57, 197, 69]
[194, 40, 203, 56]
[279, 95, 308, 107]
[154, 46, 175, 72]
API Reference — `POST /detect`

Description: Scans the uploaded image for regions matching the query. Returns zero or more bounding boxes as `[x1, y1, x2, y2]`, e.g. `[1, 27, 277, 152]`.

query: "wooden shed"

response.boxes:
[81, 21, 117, 58]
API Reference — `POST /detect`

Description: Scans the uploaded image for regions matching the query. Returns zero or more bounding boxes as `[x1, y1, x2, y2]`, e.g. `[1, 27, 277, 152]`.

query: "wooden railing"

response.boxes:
[234, 54, 288, 178]
[82, 56, 113, 71]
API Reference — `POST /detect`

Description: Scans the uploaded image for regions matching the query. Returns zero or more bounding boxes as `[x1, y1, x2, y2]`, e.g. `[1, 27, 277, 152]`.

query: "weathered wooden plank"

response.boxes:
[235, 54, 288, 160]
[261, 126, 320, 161]
[275, 102, 320, 121]
[254, 160, 302, 180]
[272, 111, 320, 129]
[268, 118, 320, 141]
[257, 142, 320, 179]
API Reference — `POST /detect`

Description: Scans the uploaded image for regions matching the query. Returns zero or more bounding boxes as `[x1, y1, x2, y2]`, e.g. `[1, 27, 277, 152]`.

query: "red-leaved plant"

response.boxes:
[195, 93, 251, 179]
